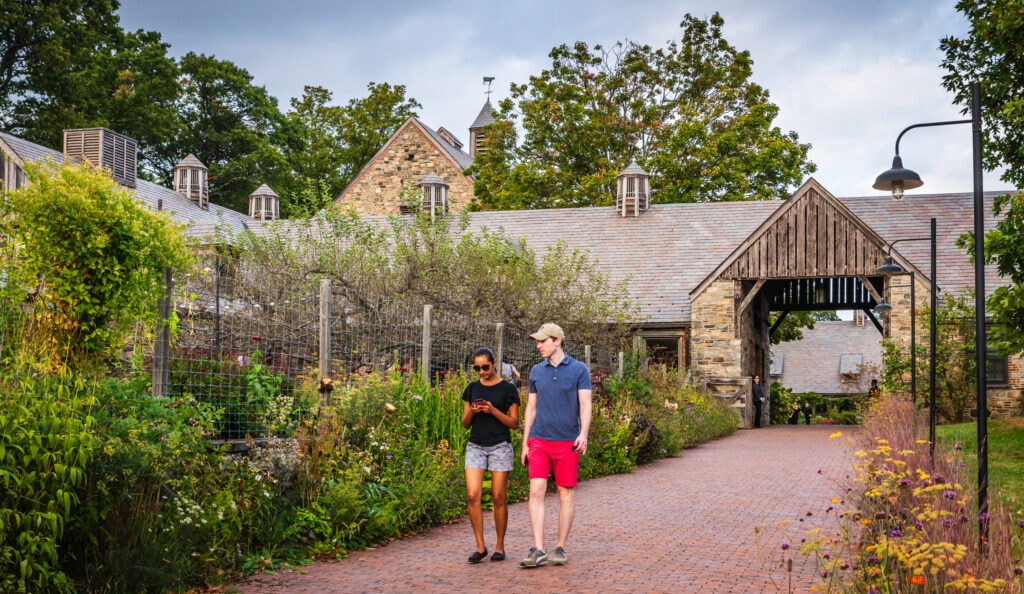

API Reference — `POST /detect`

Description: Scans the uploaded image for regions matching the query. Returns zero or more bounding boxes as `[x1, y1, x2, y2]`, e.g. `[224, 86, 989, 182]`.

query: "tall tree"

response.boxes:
[335, 82, 421, 186]
[468, 13, 815, 210]
[285, 85, 346, 216]
[158, 52, 298, 213]
[0, 0, 121, 134]
[941, 0, 1024, 355]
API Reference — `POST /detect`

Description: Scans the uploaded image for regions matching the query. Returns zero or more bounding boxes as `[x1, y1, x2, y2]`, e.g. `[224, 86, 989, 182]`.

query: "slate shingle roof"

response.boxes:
[463, 201, 782, 324]
[0, 131, 256, 239]
[771, 320, 883, 395]
[470, 100, 496, 129]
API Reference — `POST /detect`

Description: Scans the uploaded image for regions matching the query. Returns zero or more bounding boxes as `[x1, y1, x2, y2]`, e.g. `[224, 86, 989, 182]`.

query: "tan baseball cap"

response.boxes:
[530, 323, 564, 341]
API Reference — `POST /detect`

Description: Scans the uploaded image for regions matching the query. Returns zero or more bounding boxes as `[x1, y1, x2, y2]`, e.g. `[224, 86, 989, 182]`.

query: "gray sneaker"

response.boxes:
[520, 547, 548, 568]
[551, 546, 567, 565]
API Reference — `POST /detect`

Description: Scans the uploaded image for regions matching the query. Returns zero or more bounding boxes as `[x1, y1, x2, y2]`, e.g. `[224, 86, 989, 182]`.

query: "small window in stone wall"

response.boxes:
[986, 347, 1008, 387]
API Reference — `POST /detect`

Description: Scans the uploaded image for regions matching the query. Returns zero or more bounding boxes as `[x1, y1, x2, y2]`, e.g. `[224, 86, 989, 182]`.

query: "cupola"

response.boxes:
[418, 172, 449, 219]
[174, 154, 209, 209]
[616, 161, 650, 217]
[249, 183, 280, 221]
[468, 99, 495, 159]
[64, 128, 137, 188]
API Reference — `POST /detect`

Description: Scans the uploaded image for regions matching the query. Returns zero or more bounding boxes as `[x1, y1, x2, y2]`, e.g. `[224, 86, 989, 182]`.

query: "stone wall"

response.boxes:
[690, 279, 742, 378]
[336, 124, 476, 215]
[990, 353, 1024, 418]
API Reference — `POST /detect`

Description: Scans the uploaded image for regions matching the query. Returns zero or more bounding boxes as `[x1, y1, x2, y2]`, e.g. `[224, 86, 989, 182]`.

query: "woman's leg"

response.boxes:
[490, 470, 510, 553]
[465, 466, 487, 552]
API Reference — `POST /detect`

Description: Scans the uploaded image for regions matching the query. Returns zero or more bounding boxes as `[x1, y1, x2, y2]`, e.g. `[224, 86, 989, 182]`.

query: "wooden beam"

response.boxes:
[863, 307, 884, 334]
[769, 309, 791, 338]
[857, 275, 884, 305]
[737, 279, 766, 317]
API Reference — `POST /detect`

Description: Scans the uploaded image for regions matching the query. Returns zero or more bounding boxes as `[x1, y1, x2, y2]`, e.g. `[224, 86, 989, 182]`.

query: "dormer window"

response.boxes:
[616, 161, 650, 217]
[418, 172, 448, 219]
[249, 184, 280, 221]
[174, 154, 209, 209]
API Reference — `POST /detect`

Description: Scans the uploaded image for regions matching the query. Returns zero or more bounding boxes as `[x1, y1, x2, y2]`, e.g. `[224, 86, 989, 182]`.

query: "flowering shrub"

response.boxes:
[778, 394, 1022, 592]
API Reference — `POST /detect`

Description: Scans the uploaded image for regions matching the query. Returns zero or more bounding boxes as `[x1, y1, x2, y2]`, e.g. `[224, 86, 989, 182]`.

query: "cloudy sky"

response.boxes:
[117, 0, 1013, 198]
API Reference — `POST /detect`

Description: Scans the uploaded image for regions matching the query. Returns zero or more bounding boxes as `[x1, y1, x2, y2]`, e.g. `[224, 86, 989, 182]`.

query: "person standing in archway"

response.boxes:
[751, 374, 766, 428]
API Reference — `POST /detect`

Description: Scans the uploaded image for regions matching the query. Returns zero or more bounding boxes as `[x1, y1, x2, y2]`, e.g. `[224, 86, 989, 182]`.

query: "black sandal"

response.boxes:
[490, 551, 506, 562]
[468, 548, 488, 563]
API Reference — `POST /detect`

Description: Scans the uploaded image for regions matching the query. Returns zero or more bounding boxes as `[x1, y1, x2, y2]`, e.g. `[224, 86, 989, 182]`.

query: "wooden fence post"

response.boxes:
[319, 278, 331, 382]
[422, 304, 433, 382]
[495, 322, 505, 374]
[617, 351, 624, 379]
[584, 345, 592, 370]
[152, 267, 172, 398]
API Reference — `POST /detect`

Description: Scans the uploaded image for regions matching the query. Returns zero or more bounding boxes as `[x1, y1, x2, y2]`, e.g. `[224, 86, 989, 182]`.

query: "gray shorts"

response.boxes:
[465, 441, 514, 472]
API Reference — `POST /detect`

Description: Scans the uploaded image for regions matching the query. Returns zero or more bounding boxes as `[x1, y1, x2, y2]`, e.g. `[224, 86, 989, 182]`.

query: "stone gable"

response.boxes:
[336, 124, 476, 216]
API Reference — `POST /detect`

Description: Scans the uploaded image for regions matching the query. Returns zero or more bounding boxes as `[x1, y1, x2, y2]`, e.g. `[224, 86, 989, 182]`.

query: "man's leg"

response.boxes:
[528, 478, 548, 549]
[555, 485, 575, 547]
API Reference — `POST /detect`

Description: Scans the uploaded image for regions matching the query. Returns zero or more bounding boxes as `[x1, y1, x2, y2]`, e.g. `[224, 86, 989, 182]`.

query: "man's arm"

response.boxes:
[521, 391, 537, 464]
[575, 388, 592, 454]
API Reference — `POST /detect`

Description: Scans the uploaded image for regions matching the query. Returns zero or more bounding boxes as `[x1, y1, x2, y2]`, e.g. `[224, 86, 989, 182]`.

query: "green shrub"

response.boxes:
[0, 372, 95, 594]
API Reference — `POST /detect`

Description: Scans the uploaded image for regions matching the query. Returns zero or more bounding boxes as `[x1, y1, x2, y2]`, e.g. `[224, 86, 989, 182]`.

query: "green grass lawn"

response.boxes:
[936, 418, 1024, 517]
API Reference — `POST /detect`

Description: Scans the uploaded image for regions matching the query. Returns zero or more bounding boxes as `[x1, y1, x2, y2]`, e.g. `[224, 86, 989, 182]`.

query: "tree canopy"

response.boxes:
[941, 0, 1024, 355]
[468, 13, 815, 210]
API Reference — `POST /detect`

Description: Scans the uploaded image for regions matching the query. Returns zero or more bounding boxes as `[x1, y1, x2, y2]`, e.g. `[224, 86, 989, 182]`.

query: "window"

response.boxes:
[986, 347, 1008, 387]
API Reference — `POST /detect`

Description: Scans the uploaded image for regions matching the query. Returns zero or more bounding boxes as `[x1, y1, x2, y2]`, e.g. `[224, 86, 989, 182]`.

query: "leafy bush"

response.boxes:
[0, 372, 95, 594]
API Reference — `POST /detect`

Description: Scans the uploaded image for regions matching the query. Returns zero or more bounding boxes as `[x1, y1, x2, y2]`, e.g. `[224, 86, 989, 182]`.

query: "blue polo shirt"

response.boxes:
[528, 355, 592, 441]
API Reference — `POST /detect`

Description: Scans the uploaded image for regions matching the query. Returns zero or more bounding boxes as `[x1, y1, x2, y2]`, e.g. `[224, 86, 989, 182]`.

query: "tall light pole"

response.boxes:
[875, 219, 938, 461]
[871, 81, 988, 548]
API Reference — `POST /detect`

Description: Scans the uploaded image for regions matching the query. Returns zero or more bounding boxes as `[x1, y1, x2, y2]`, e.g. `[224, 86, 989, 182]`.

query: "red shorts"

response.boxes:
[527, 437, 580, 488]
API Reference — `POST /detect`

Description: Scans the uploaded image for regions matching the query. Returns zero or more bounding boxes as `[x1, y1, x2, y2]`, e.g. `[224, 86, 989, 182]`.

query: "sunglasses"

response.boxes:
[473, 364, 492, 372]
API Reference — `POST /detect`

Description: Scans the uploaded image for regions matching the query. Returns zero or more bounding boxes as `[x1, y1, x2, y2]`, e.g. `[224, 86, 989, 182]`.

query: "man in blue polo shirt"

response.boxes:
[519, 323, 592, 568]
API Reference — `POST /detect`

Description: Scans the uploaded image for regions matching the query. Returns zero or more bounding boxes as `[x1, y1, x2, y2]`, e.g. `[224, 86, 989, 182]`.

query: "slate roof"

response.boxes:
[470, 100, 496, 129]
[770, 320, 883, 395]
[0, 131, 256, 239]
[417, 118, 474, 170]
[463, 201, 782, 325]
[839, 192, 1003, 297]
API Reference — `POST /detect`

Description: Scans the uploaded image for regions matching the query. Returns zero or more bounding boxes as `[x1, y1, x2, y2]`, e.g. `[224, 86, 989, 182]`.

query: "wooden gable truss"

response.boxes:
[692, 178, 927, 336]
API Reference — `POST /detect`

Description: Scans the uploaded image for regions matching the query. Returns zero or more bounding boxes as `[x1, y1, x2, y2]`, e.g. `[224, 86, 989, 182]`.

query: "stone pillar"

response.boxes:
[690, 279, 743, 378]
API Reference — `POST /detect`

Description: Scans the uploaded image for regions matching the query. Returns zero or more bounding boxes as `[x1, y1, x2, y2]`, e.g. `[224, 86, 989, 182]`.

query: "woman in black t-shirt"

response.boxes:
[461, 347, 520, 563]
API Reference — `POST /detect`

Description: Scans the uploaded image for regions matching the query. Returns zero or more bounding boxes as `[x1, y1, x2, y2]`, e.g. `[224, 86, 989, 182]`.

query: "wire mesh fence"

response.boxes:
[141, 259, 626, 440]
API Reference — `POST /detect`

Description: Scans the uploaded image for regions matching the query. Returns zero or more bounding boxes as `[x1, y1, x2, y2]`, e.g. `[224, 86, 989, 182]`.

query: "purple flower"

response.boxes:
[954, 443, 963, 451]
[900, 478, 913, 486]
[781, 542, 790, 550]
[889, 529, 902, 538]
[1016, 519, 1024, 529]
[1014, 567, 1023, 576]
[868, 555, 880, 565]
[943, 490, 957, 500]
[979, 512, 992, 522]
[944, 519, 955, 528]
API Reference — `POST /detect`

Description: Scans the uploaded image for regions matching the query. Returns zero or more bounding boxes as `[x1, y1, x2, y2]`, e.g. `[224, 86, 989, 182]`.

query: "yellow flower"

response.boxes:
[830, 497, 840, 504]
[829, 431, 843, 439]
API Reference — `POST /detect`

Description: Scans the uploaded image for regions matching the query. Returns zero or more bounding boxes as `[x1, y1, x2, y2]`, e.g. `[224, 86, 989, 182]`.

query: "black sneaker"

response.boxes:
[520, 547, 548, 567]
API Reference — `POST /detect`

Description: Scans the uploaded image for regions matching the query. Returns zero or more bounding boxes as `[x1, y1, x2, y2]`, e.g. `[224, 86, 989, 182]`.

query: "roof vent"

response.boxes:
[63, 128, 137, 188]
[249, 183, 280, 221]
[616, 161, 650, 217]
[418, 172, 449, 220]
[174, 154, 209, 209]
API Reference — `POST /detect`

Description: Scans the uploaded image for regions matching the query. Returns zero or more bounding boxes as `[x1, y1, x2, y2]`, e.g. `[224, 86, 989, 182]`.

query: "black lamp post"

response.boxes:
[871, 81, 988, 548]
[874, 219, 938, 462]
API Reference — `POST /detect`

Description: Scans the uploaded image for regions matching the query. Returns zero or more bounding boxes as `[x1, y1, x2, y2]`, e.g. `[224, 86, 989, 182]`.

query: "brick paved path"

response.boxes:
[235, 425, 853, 593]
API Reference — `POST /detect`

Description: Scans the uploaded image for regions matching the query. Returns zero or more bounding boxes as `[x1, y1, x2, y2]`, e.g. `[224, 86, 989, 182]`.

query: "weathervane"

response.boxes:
[483, 76, 494, 99]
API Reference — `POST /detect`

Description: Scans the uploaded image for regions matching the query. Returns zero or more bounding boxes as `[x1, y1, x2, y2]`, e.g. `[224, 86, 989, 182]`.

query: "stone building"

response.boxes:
[4, 121, 1021, 425]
